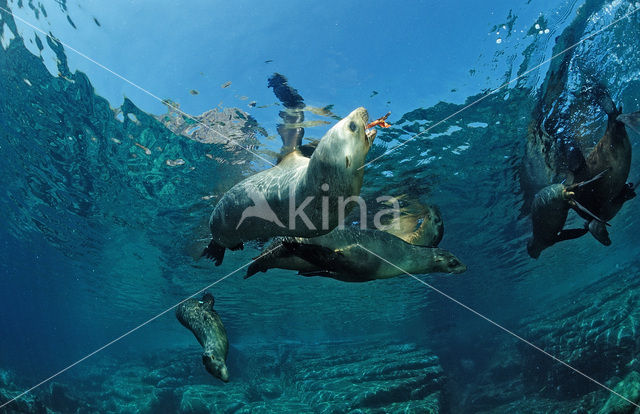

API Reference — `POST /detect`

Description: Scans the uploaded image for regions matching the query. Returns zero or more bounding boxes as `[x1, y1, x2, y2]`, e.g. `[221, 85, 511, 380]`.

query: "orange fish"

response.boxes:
[366, 111, 391, 129]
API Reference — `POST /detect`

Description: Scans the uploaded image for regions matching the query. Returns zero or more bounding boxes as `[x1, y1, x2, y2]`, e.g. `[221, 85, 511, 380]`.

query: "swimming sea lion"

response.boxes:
[203, 106, 377, 265]
[527, 171, 607, 258]
[176, 293, 229, 382]
[384, 203, 444, 247]
[245, 227, 466, 282]
[571, 93, 638, 244]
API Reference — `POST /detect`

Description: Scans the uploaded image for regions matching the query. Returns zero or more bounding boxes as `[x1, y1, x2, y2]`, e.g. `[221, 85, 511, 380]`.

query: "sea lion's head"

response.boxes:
[202, 353, 229, 382]
[432, 249, 467, 274]
[311, 107, 376, 176]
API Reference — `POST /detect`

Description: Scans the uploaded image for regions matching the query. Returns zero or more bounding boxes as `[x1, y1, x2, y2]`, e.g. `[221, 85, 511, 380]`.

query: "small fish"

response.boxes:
[370, 90, 378, 97]
[264, 59, 273, 63]
[190, 89, 199, 95]
[221, 81, 232, 88]
[134, 142, 152, 155]
[248, 101, 257, 107]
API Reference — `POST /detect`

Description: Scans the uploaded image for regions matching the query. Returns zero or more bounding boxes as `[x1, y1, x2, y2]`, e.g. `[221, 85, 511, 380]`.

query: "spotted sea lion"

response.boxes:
[176, 293, 229, 382]
[245, 225, 466, 282]
[203, 106, 376, 266]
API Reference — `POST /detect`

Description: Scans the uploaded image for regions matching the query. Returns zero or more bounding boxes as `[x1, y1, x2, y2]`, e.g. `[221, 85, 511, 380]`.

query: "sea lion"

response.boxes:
[527, 171, 607, 258]
[176, 293, 229, 382]
[571, 93, 638, 244]
[245, 227, 466, 282]
[203, 106, 376, 265]
[384, 203, 444, 247]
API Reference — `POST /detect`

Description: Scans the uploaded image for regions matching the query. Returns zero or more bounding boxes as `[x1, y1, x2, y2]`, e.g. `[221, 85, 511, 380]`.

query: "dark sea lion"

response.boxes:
[176, 293, 229, 382]
[245, 226, 466, 282]
[527, 171, 607, 258]
[571, 93, 639, 244]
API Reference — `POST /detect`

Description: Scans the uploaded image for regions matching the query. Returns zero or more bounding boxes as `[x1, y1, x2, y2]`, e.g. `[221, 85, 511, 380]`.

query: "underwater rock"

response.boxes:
[597, 371, 640, 414]
[0, 340, 445, 413]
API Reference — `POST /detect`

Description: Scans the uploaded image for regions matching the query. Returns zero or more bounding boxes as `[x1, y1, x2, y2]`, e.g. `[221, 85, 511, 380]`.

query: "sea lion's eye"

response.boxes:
[449, 259, 460, 267]
[349, 121, 357, 132]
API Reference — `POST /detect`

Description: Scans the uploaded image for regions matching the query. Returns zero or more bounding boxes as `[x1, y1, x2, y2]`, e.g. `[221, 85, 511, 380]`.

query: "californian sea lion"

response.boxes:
[176, 293, 229, 382]
[384, 203, 444, 247]
[571, 93, 638, 245]
[245, 227, 466, 282]
[527, 172, 607, 258]
[203, 106, 377, 265]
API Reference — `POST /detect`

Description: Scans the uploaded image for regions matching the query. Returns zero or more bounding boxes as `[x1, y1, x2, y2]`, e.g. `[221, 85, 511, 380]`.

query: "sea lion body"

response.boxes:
[527, 172, 610, 258]
[574, 105, 636, 222]
[527, 184, 579, 258]
[246, 228, 466, 282]
[176, 293, 229, 382]
[205, 107, 376, 265]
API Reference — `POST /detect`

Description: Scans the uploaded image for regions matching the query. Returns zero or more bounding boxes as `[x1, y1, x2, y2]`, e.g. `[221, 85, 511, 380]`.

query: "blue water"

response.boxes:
[1, 0, 640, 412]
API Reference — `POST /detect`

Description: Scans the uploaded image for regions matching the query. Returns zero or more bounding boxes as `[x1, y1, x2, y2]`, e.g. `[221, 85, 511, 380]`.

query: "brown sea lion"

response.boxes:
[571, 94, 638, 245]
[245, 204, 463, 282]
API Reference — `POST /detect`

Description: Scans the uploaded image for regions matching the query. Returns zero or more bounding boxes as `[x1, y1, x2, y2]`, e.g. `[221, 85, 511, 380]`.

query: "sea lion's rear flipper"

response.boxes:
[569, 199, 609, 225]
[617, 111, 640, 135]
[202, 240, 226, 266]
[588, 220, 612, 246]
[555, 228, 588, 242]
[568, 169, 608, 191]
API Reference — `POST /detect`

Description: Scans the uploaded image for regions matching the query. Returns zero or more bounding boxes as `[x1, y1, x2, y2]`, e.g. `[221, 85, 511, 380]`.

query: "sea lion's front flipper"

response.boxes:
[588, 220, 612, 246]
[298, 270, 340, 278]
[569, 199, 609, 225]
[298, 269, 372, 283]
[282, 241, 344, 270]
[617, 111, 640, 135]
[202, 240, 226, 266]
[555, 228, 588, 242]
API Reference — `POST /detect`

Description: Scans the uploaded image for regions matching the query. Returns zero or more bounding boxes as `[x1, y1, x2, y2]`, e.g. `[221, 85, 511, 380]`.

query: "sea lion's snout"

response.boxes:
[349, 106, 369, 125]
[449, 260, 467, 274]
[203, 354, 230, 383]
[219, 365, 230, 382]
[435, 251, 467, 274]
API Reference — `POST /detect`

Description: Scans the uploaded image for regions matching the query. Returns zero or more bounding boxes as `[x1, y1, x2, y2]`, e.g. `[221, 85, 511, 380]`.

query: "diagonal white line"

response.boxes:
[0, 5, 278, 169]
[360, 5, 640, 170]
[0, 244, 282, 409]
[356, 243, 640, 409]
